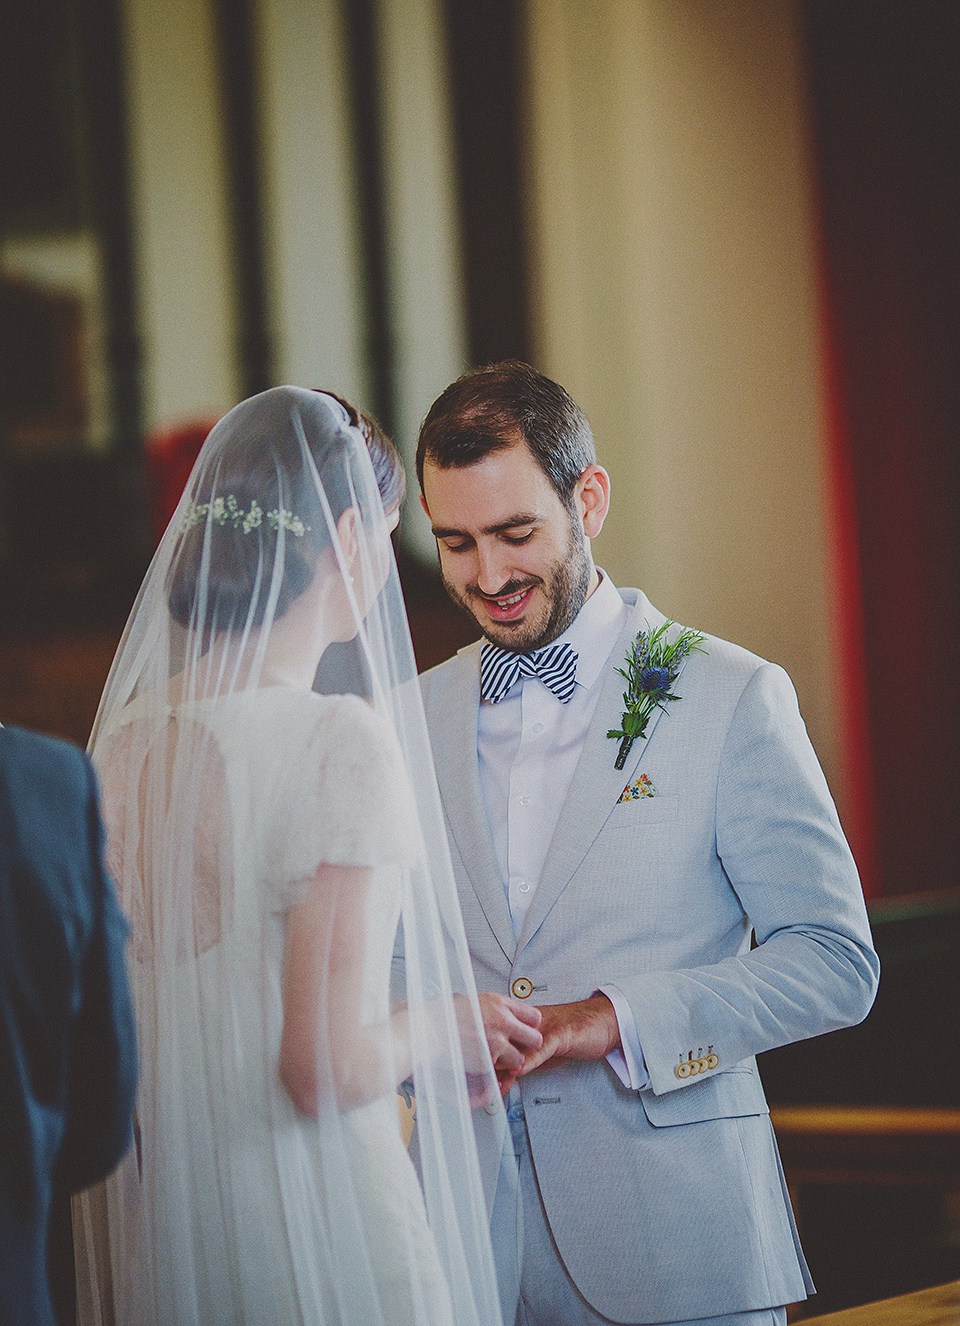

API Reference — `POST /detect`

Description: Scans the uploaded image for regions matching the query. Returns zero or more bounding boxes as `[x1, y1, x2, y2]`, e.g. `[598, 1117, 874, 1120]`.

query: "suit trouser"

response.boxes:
[509, 1111, 789, 1326]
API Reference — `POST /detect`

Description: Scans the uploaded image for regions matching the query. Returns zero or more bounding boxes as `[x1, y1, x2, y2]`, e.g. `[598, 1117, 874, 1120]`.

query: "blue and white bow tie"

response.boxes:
[480, 641, 579, 705]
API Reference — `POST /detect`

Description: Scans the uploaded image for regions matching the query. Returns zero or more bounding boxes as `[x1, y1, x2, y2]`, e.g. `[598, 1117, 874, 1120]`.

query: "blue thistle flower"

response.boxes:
[638, 665, 672, 697]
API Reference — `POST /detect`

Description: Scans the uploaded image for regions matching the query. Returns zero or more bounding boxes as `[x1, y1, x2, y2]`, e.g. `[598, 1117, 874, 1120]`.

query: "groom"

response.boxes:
[416, 361, 879, 1326]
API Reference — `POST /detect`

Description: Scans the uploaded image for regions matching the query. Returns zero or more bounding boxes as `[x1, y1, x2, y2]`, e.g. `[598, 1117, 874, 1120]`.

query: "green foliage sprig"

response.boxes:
[607, 620, 707, 769]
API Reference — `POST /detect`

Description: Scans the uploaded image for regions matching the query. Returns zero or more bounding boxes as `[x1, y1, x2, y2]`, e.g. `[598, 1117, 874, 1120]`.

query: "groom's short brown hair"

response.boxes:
[416, 361, 596, 508]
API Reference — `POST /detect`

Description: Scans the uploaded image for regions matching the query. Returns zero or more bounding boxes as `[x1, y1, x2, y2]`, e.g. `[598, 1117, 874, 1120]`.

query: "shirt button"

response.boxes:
[519, 795, 531, 806]
[532, 722, 544, 735]
[518, 880, 530, 894]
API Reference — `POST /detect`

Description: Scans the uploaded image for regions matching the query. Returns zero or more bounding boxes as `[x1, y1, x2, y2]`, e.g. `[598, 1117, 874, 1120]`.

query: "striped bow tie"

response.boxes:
[480, 641, 579, 705]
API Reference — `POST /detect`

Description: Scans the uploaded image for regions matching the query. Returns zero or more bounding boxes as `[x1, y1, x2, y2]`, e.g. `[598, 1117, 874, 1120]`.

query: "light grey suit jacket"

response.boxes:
[420, 588, 879, 1324]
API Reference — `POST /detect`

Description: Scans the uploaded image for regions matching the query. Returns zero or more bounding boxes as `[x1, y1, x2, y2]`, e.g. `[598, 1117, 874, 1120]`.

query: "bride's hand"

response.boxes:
[449, 994, 497, 1108]
[458, 992, 543, 1102]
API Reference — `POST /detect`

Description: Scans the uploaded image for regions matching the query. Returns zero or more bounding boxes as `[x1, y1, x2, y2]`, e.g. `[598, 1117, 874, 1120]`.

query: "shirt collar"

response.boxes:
[554, 570, 627, 691]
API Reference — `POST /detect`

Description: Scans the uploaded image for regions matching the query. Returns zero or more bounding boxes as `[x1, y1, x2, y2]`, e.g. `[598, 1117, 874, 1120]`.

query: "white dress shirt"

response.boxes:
[476, 572, 649, 1089]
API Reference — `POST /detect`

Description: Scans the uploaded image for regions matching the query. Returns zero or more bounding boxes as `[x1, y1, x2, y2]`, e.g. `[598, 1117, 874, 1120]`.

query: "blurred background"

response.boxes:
[1, 0, 958, 1315]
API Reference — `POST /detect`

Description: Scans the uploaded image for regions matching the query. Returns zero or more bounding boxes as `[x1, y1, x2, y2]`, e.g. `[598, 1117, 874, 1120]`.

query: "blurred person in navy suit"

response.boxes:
[0, 725, 137, 1326]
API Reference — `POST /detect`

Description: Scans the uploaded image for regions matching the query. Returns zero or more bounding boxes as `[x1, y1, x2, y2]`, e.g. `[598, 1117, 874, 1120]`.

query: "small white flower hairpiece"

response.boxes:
[182, 495, 309, 537]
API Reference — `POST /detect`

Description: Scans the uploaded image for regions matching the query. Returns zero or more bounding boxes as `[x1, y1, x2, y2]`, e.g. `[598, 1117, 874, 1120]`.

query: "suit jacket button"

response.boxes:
[511, 977, 533, 999]
[676, 1061, 693, 1079]
[705, 1053, 719, 1070]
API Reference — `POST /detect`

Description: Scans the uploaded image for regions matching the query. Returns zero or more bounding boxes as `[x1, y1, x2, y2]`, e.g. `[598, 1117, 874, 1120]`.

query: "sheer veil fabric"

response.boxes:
[73, 387, 509, 1326]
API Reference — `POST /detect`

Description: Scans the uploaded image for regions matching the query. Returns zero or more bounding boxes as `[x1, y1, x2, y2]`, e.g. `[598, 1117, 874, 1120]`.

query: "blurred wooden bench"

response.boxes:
[802, 1278, 960, 1326]
[770, 1107, 960, 1188]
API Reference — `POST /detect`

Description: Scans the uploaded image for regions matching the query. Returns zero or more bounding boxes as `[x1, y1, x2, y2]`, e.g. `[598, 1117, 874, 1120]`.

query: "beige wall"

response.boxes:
[524, 0, 843, 791]
[121, 0, 239, 430]
[256, 0, 368, 399]
[374, 0, 470, 561]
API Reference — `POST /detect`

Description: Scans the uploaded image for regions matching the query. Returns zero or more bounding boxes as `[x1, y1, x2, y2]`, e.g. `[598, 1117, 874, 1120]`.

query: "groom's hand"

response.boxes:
[477, 993, 543, 1093]
[515, 996, 621, 1079]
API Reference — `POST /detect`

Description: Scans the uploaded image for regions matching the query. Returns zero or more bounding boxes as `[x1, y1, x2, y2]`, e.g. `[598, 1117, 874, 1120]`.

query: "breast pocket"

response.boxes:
[608, 795, 680, 829]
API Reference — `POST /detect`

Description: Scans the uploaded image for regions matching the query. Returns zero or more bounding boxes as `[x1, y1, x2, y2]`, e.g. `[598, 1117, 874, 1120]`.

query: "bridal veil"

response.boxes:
[73, 386, 509, 1326]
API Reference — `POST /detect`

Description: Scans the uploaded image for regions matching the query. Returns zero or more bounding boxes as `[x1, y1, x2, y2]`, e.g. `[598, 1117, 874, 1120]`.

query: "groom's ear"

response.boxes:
[577, 465, 611, 538]
[419, 493, 431, 519]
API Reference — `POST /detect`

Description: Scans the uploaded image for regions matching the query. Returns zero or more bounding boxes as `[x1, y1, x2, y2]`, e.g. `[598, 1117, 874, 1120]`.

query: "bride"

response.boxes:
[73, 386, 508, 1325]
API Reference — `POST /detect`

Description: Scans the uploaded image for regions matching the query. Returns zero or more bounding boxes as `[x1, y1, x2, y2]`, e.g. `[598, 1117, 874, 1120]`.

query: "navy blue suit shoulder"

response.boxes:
[0, 726, 137, 1326]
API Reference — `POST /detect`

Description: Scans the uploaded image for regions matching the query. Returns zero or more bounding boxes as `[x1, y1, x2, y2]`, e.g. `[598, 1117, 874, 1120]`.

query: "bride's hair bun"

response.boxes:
[166, 386, 400, 633]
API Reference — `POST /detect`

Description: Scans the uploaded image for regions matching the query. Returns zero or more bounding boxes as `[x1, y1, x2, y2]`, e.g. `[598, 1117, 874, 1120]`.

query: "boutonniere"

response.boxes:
[607, 620, 707, 769]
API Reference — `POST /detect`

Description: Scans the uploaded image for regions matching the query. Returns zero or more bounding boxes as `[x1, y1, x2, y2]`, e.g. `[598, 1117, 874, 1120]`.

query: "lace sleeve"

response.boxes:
[273, 695, 418, 906]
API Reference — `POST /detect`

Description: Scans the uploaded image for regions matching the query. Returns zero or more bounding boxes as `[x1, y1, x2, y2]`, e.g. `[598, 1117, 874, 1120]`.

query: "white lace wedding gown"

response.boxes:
[82, 687, 454, 1326]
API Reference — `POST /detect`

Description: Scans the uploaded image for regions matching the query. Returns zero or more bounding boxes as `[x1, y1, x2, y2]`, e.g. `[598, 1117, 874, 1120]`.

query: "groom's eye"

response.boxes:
[502, 530, 534, 545]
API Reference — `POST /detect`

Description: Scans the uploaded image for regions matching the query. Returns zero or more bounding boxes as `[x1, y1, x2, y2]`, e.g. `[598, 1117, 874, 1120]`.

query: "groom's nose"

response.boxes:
[475, 541, 511, 596]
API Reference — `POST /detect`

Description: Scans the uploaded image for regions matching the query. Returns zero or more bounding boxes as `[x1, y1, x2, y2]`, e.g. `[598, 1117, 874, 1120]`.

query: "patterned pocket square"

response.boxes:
[619, 772, 657, 802]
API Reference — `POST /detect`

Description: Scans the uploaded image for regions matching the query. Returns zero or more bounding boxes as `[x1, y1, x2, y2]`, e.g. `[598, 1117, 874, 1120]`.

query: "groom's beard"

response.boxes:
[441, 515, 592, 654]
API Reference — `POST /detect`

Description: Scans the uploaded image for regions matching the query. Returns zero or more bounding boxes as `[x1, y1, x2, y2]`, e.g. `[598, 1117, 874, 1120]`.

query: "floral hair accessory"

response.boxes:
[182, 495, 309, 537]
[607, 620, 706, 769]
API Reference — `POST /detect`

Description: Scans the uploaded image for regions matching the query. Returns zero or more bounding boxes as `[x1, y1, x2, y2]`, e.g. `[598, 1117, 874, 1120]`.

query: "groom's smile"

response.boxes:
[476, 581, 539, 623]
[421, 438, 599, 652]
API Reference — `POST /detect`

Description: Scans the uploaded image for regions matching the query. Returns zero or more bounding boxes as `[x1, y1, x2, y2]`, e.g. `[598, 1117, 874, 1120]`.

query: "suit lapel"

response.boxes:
[426, 645, 518, 961]
[516, 593, 670, 951]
